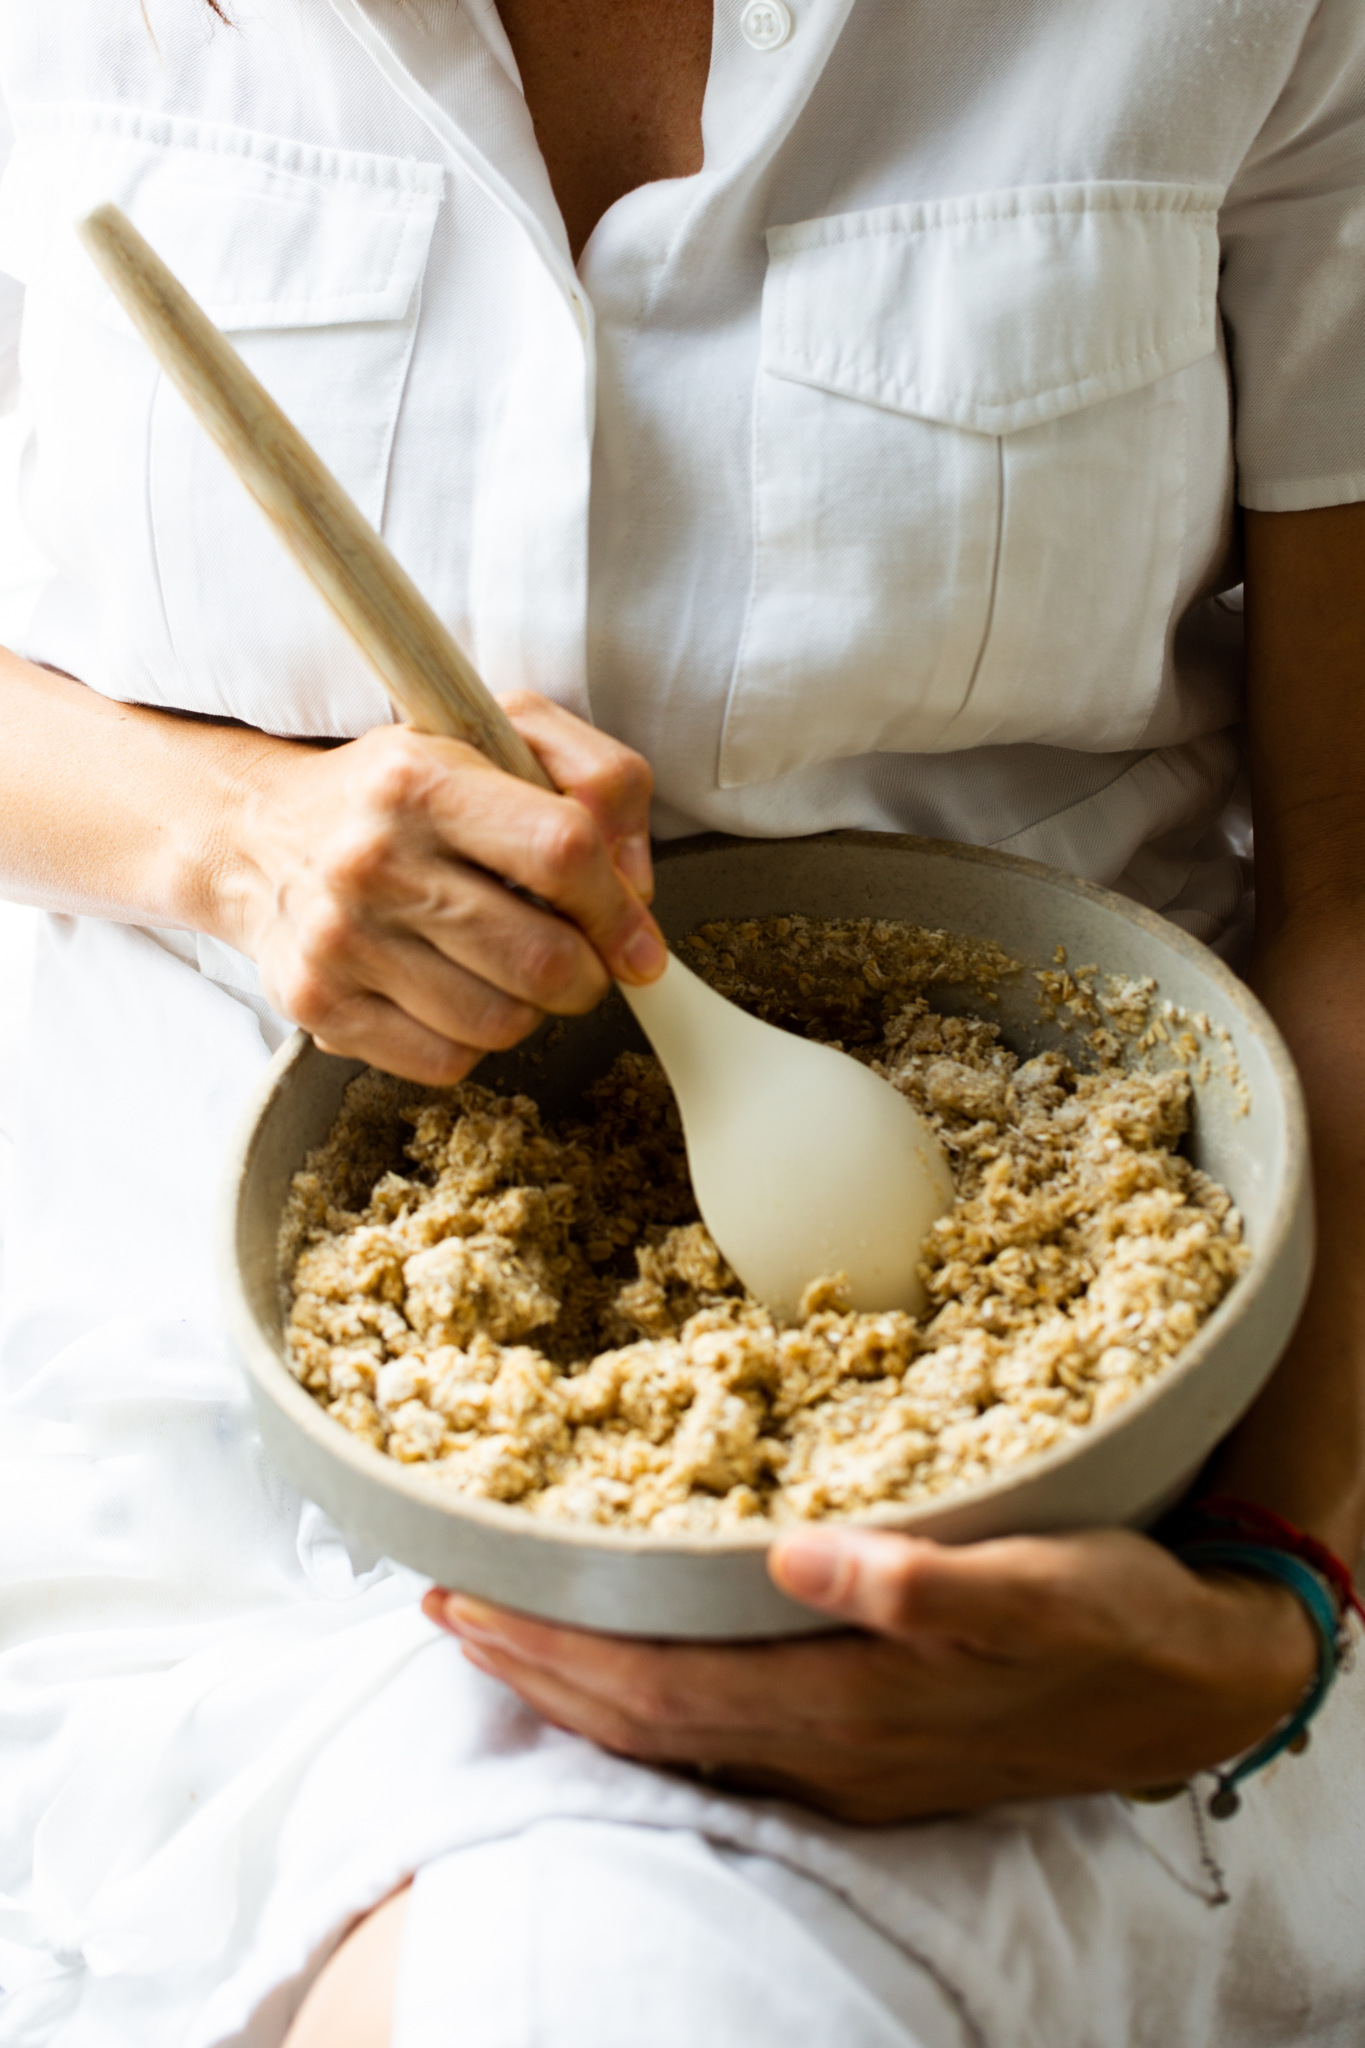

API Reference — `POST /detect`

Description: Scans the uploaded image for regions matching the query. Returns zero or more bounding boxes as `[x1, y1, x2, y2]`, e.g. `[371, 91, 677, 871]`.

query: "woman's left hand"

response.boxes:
[423, 1527, 1315, 1822]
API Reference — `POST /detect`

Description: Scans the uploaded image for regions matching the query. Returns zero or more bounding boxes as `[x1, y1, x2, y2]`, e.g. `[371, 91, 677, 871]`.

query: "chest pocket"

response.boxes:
[719, 182, 1224, 789]
[0, 103, 442, 734]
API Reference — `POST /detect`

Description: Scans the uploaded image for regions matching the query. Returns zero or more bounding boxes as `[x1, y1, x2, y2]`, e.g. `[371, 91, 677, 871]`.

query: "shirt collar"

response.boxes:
[327, 0, 575, 282]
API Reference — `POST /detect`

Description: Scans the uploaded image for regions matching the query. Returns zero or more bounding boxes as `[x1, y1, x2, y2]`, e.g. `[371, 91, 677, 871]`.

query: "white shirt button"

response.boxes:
[740, 0, 792, 51]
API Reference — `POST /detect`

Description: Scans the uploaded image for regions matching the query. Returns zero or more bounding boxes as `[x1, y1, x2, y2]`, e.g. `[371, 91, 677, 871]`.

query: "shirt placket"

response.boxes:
[327, 0, 854, 748]
[326, 0, 599, 720]
[576, 0, 856, 799]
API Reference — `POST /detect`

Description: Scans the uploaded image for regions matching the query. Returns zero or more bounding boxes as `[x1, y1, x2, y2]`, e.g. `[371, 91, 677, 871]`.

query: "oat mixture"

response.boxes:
[282, 918, 1248, 1533]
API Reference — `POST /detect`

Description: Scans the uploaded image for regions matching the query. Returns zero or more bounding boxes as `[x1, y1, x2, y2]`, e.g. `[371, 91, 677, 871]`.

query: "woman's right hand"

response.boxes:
[224, 691, 667, 1084]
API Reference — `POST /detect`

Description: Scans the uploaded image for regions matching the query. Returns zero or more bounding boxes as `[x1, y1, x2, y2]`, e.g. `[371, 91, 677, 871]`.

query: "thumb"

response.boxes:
[769, 1527, 947, 1639]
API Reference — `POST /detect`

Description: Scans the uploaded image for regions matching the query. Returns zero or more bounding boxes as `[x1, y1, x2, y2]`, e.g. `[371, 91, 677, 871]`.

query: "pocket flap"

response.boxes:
[0, 102, 443, 331]
[763, 182, 1223, 435]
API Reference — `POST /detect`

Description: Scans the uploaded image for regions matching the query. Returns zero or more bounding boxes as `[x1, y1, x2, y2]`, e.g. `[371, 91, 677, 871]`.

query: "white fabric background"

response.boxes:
[0, 899, 35, 1295]
[0, 394, 47, 1298]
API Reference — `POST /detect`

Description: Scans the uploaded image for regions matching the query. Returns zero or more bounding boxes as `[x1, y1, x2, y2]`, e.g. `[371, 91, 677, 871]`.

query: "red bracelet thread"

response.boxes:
[1172, 1495, 1365, 1626]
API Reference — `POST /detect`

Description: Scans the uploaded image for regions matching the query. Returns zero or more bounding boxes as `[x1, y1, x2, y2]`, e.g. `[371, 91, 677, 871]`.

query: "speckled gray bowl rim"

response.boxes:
[219, 830, 1310, 1561]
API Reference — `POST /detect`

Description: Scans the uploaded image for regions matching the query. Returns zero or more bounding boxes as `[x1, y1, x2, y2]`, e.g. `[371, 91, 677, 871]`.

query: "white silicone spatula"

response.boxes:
[78, 202, 956, 1319]
[623, 962, 953, 1316]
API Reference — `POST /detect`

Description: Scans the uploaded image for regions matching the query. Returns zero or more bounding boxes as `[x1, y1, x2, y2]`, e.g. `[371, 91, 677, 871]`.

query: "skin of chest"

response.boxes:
[493, 0, 714, 257]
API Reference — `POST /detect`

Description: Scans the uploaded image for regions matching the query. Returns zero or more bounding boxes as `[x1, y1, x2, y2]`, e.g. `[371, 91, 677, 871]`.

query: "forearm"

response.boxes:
[0, 647, 300, 938]
[1209, 920, 1365, 1556]
[0, 655, 662, 1084]
[1208, 504, 1365, 1558]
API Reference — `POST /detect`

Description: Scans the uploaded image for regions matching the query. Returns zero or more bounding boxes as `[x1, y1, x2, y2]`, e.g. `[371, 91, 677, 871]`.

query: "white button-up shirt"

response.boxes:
[0, 0, 1363, 943]
[6, 17, 1365, 2041]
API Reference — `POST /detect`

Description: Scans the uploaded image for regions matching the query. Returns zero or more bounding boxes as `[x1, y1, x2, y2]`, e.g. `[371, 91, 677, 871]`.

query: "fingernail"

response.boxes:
[620, 920, 668, 983]
[772, 1535, 849, 1607]
[442, 1595, 506, 1641]
[616, 833, 654, 898]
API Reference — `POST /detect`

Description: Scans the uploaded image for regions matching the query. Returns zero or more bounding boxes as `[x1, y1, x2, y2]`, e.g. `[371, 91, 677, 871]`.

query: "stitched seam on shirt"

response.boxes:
[35, 103, 443, 196]
[1238, 466, 1365, 511]
[372, 277, 424, 538]
[16, 100, 444, 200]
[147, 221, 411, 321]
[140, 175, 423, 318]
[16, 132, 436, 319]
[988, 746, 1192, 854]
[768, 182, 1226, 254]
[716, 349, 769, 788]
[987, 754, 1149, 852]
[950, 434, 1006, 737]
[773, 299, 1212, 421]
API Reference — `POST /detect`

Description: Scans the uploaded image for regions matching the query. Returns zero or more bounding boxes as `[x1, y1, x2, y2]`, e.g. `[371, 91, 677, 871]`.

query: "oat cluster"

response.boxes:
[281, 918, 1248, 1533]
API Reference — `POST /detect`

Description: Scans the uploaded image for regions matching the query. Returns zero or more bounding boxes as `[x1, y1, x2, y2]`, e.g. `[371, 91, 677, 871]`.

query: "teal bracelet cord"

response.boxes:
[1172, 1538, 1345, 1819]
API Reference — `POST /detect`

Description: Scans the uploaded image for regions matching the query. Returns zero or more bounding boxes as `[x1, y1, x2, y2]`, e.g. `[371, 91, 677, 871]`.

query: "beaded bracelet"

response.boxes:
[1143, 1499, 1361, 1819]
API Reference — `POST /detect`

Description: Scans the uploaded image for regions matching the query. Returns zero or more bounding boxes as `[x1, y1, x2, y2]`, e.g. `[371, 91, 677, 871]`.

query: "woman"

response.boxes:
[1, 1, 1363, 2042]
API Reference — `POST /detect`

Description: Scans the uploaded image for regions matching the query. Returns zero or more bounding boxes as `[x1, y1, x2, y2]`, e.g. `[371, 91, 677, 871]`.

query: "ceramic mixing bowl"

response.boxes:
[219, 832, 1312, 1638]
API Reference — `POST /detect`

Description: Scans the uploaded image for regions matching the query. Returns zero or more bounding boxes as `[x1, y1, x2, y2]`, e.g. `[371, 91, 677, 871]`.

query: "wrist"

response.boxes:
[1180, 1565, 1320, 1756]
[181, 728, 306, 953]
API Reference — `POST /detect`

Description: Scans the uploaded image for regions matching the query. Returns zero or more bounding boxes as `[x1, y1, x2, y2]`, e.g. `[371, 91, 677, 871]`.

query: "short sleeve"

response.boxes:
[1219, 0, 1365, 512]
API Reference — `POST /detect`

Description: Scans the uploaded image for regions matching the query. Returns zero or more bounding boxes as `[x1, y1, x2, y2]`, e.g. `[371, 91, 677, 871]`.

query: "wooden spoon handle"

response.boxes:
[77, 202, 553, 790]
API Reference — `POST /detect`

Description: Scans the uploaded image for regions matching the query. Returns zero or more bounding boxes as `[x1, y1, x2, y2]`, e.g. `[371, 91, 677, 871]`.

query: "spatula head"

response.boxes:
[623, 957, 955, 1319]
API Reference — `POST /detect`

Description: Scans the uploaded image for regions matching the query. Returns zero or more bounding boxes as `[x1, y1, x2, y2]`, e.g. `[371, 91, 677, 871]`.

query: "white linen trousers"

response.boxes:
[2, 917, 1364, 2048]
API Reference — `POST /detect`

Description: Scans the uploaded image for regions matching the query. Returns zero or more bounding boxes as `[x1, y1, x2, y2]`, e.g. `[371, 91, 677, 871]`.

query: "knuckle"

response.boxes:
[464, 993, 541, 1053]
[848, 1541, 921, 1633]
[516, 926, 593, 1007]
[593, 747, 653, 814]
[423, 1041, 483, 1087]
[321, 823, 396, 900]
[531, 803, 600, 885]
[872, 1560, 920, 1633]
[283, 966, 345, 1036]
[619, 1671, 690, 1732]
[298, 899, 360, 972]
[498, 688, 552, 723]
[357, 728, 433, 815]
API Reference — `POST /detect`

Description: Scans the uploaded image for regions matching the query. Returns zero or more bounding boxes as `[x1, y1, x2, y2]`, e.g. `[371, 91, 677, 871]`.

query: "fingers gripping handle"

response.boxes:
[77, 202, 554, 791]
